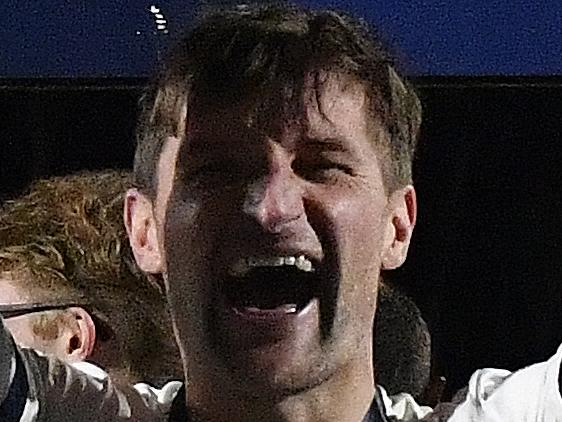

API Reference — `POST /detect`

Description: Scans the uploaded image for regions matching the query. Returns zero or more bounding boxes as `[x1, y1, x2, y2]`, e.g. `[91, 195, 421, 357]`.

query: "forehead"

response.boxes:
[0, 267, 58, 305]
[187, 72, 370, 148]
[304, 74, 369, 139]
[0, 273, 30, 305]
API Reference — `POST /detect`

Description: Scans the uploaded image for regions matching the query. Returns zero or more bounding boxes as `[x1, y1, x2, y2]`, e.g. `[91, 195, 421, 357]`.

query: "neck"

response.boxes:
[186, 357, 375, 422]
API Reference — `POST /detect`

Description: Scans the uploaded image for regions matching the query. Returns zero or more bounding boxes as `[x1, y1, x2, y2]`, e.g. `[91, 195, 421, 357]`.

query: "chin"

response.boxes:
[212, 326, 353, 400]
[225, 350, 339, 399]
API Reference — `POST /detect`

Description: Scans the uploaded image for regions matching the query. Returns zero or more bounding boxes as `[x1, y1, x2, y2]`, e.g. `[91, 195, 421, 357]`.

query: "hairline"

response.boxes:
[142, 71, 407, 202]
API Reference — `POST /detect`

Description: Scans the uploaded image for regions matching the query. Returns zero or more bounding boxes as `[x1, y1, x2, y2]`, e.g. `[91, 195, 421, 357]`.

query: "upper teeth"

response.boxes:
[230, 255, 314, 277]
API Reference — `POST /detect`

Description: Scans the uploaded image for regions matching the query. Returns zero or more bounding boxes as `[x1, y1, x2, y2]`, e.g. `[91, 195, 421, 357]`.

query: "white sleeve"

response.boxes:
[379, 386, 433, 421]
[133, 380, 184, 411]
[449, 343, 562, 421]
[72, 360, 183, 410]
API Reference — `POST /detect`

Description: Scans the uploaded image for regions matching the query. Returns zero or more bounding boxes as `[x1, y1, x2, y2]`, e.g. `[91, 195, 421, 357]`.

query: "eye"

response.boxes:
[189, 161, 237, 185]
[193, 162, 227, 177]
[293, 160, 354, 182]
[190, 160, 257, 188]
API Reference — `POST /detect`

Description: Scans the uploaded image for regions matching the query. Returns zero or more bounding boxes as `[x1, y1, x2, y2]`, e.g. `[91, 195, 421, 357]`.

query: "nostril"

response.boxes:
[244, 189, 304, 234]
[241, 165, 305, 233]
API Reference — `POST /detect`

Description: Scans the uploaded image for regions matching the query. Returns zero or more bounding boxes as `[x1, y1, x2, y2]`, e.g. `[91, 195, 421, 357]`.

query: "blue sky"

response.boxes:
[1, 0, 560, 77]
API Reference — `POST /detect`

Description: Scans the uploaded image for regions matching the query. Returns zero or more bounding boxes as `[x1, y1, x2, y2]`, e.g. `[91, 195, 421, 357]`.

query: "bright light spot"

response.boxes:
[155, 13, 164, 19]
[157, 24, 167, 30]
[150, 5, 160, 14]
[136, 30, 141, 35]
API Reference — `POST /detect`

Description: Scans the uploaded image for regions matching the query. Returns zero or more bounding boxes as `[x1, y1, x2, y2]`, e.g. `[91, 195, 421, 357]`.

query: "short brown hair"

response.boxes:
[0, 170, 181, 384]
[134, 3, 421, 197]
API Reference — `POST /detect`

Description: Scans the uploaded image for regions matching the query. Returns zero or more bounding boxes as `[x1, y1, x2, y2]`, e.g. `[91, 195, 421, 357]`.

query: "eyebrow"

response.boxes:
[301, 137, 351, 153]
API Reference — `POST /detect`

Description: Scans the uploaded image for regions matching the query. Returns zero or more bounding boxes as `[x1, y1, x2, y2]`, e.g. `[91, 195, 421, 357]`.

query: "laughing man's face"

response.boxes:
[161, 73, 412, 396]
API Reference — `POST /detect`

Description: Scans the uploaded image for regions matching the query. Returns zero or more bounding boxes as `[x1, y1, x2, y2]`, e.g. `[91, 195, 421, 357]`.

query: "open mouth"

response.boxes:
[222, 255, 320, 316]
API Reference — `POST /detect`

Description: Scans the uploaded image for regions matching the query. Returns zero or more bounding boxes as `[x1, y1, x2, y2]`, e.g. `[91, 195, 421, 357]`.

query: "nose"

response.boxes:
[243, 144, 304, 234]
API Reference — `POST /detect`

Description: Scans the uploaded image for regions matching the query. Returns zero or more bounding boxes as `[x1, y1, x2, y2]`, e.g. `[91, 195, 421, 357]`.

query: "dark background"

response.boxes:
[2, 77, 561, 395]
[402, 78, 562, 394]
[1, 0, 562, 397]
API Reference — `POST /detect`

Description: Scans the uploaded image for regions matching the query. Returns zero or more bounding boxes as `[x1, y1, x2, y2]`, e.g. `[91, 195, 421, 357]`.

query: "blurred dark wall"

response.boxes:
[1, 78, 562, 394]
[0, 81, 140, 201]
[401, 78, 562, 394]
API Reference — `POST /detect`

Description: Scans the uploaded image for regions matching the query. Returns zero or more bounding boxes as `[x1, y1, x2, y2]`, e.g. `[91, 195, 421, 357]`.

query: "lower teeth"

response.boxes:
[242, 304, 298, 313]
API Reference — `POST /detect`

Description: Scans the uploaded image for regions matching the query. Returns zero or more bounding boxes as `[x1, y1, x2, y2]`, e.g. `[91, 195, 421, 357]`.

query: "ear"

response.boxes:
[61, 307, 96, 362]
[124, 188, 164, 273]
[381, 185, 417, 270]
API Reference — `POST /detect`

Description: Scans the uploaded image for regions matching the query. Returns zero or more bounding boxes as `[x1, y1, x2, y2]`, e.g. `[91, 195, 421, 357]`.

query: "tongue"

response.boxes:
[225, 267, 315, 311]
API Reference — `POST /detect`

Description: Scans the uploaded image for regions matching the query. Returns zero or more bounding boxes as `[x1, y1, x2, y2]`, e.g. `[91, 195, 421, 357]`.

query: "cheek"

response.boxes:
[324, 190, 387, 256]
[163, 198, 201, 289]
[163, 195, 226, 301]
[164, 193, 202, 251]
[318, 189, 387, 311]
[165, 186, 241, 251]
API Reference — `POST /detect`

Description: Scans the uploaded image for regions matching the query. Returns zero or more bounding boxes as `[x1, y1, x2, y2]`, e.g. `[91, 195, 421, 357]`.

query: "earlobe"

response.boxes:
[65, 307, 96, 362]
[124, 189, 164, 274]
[381, 186, 417, 270]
